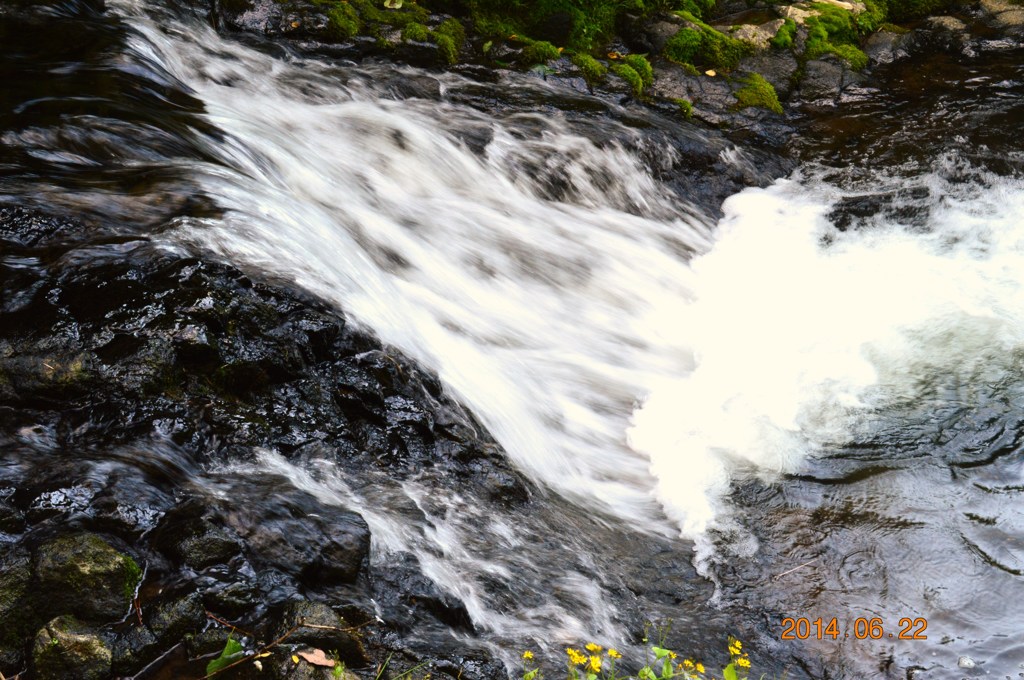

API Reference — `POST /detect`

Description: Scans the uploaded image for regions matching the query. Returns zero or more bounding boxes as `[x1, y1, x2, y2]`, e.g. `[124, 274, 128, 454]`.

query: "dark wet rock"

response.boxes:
[0, 207, 81, 248]
[0, 549, 34, 669]
[224, 489, 371, 587]
[273, 601, 369, 667]
[111, 625, 161, 676]
[32, 616, 112, 680]
[372, 552, 473, 633]
[742, 49, 800, 99]
[205, 580, 262, 619]
[147, 590, 206, 646]
[35, 533, 140, 623]
[796, 57, 847, 107]
[0, 495, 26, 533]
[155, 509, 244, 570]
[864, 29, 913, 66]
[622, 11, 685, 54]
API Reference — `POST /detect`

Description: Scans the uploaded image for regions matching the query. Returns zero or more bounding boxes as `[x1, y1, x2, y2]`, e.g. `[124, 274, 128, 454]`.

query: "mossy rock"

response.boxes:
[570, 52, 607, 85]
[734, 72, 783, 114]
[32, 616, 112, 680]
[611, 62, 645, 95]
[35, 533, 142, 623]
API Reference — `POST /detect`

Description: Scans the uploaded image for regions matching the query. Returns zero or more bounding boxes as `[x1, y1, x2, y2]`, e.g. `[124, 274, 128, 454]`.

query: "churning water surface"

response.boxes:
[4, 0, 1024, 676]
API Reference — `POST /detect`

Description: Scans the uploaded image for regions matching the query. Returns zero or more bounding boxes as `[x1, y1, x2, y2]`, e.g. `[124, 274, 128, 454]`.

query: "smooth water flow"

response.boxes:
[6, 0, 1024, 674]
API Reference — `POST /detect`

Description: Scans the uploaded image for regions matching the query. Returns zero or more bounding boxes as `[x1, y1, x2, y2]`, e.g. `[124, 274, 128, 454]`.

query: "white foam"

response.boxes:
[631, 169, 1024, 536]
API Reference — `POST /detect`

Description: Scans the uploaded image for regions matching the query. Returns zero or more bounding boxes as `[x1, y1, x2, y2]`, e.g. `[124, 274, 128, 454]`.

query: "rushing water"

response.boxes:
[3, 0, 1024, 676]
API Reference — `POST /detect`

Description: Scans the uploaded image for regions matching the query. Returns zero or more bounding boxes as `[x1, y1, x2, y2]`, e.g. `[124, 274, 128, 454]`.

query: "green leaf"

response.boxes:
[383, 0, 403, 7]
[652, 646, 670, 660]
[206, 636, 245, 676]
[723, 662, 738, 680]
[482, 40, 493, 53]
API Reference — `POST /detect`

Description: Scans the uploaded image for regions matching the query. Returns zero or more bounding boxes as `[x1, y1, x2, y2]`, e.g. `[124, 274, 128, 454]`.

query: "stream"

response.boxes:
[2, 0, 1023, 677]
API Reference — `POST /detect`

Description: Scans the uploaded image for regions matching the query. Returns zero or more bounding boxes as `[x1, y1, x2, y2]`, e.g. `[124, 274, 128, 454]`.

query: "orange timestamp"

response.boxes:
[780, 617, 928, 641]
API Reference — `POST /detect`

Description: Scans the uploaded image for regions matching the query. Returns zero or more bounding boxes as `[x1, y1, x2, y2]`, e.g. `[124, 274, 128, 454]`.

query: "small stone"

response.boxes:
[32, 616, 112, 680]
[928, 15, 967, 32]
[957, 655, 977, 669]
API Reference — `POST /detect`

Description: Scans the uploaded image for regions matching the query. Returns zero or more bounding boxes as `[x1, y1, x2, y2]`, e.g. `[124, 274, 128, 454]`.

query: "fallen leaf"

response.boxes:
[297, 649, 336, 668]
[291, 655, 299, 664]
[291, 20, 300, 27]
[705, 69, 716, 76]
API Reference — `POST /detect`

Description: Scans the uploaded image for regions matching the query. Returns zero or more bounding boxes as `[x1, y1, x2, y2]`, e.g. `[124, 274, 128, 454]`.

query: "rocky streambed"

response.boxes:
[0, 208, 527, 678]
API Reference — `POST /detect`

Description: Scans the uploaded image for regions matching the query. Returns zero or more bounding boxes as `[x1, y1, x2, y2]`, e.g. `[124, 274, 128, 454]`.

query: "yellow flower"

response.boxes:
[669, 651, 677, 660]
[682, 659, 695, 670]
[585, 643, 603, 653]
[608, 649, 622, 659]
[588, 655, 602, 673]
[696, 662, 706, 674]
[567, 648, 587, 666]
[728, 643, 741, 656]
[737, 657, 751, 669]
[522, 651, 534, 661]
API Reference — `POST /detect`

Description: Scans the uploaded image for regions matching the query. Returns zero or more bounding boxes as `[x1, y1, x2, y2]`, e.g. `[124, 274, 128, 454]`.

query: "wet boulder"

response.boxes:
[224, 489, 371, 586]
[34, 533, 142, 623]
[32, 615, 112, 680]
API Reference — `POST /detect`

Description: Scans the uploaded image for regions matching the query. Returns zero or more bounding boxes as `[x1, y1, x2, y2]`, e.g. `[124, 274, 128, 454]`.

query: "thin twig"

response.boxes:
[773, 558, 818, 581]
[205, 611, 256, 639]
[201, 624, 303, 680]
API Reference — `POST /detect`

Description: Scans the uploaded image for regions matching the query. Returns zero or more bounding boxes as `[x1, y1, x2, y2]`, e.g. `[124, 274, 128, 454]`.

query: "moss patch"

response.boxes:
[326, 3, 361, 40]
[570, 52, 607, 85]
[401, 21, 430, 41]
[522, 39, 561, 63]
[664, 13, 749, 71]
[611, 62, 645, 95]
[733, 72, 783, 113]
[621, 53, 653, 88]
[804, 3, 870, 69]
[770, 18, 797, 49]
[672, 97, 694, 118]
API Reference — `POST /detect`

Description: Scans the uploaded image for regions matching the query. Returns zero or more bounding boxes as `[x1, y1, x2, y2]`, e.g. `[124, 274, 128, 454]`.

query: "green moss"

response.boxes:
[770, 18, 796, 49]
[611, 62, 644, 95]
[733, 72, 783, 114]
[802, 4, 870, 70]
[435, 17, 466, 45]
[429, 19, 465, 64]
[671, 97, 694, 118]
[805, 15, 868, 69]
[522, 39, 562, 64]
[621, 53, 653, 88]
[664, 14, 748, 71]
[570, 52, 608, 85]
[326, 3, 360, 39]
[401, 21, 430, 41]
[122, 556, 142, 604]
[348, 0, 428, 27]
